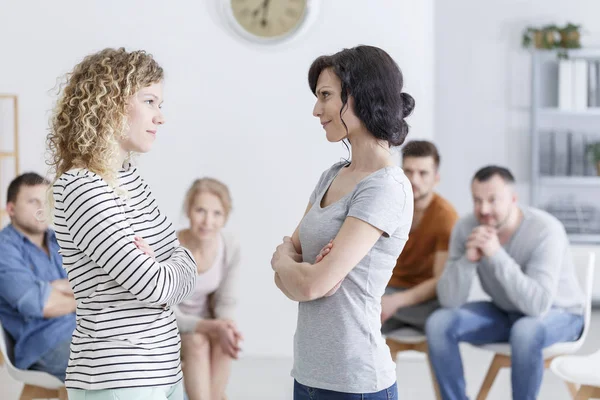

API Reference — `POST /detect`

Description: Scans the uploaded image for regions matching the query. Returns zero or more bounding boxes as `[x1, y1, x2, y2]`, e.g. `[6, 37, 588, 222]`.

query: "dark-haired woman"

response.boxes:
[271, 45, 415, 399]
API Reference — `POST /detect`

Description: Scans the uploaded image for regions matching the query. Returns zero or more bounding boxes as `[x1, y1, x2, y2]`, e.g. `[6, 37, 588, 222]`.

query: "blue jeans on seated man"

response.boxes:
[294, 380, 398, 400]
[28, 338, 71, 382]
[425, 301, 584, 400]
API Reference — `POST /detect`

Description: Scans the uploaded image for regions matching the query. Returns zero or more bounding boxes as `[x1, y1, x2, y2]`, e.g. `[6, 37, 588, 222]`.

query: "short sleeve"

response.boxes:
[347, 172, 409, 237]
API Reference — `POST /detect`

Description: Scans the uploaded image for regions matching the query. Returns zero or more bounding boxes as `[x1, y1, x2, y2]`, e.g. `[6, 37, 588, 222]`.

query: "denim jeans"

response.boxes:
[425, 301, 584, 400]
[29, 338, 71, 382]
[294, 380, 398, 400]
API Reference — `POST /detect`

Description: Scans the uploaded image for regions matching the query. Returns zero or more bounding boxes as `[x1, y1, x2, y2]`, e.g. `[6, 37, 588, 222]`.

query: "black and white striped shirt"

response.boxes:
[52, 164, 197, 390]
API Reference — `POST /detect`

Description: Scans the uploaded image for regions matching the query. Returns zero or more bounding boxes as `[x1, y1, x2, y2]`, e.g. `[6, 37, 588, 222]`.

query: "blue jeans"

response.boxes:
[29, 338, 71, 382]
[294, 380, 398, 400]
[425, 302, 584, 400]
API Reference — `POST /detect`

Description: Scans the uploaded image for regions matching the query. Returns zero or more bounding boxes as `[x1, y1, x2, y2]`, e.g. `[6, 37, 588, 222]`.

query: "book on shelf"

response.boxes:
[540, 131, 598, 177]
[557, 59, 600, 110]
[573, 59, 588, 110]
[558, 60, 573, 110]
[552, 131, 569, 176]
[570, 132, 586, 176]
[539, 132, 553, 175]
[589, 62, 598, 107]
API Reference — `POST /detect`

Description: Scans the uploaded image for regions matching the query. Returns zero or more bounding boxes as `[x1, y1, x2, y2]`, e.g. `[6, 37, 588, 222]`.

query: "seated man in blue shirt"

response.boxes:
[0, 172, 76, 382]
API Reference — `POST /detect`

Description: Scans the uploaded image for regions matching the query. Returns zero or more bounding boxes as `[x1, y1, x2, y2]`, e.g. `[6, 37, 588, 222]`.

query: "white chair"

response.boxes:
[385, 327, 441, 400]
[473, 252, 595, 400]
[0, 320, 67, 400]
[550, 348, 600, 400]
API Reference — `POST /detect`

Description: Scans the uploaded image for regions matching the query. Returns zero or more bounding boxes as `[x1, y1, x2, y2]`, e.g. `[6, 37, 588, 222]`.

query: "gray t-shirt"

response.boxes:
[292, 162, 413, 393]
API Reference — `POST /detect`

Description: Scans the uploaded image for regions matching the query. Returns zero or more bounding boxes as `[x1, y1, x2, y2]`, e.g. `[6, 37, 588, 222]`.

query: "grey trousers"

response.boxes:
[381, 286, 440, 333]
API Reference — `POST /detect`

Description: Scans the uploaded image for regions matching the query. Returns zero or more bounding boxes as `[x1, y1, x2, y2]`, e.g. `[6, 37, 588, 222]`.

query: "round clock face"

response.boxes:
[229, 0, 308, 40]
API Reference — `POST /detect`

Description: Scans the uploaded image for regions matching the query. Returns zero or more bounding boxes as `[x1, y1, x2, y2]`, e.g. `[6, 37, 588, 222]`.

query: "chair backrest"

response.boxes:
[576, 252, 595, 343]
[0, 318, 65, 389]
[0, 320, 17, 370]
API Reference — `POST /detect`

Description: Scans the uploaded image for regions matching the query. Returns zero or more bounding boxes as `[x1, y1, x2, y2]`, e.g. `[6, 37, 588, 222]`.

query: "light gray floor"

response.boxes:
[3, 311, 600, 399]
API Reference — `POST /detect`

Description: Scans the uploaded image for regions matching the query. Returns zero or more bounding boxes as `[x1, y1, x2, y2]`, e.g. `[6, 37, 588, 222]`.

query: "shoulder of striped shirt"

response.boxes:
[55, 169, 103, 187]
[55, 168, 140, 198]
[53, 170, 104, 199]
[56, 166, 140, 185]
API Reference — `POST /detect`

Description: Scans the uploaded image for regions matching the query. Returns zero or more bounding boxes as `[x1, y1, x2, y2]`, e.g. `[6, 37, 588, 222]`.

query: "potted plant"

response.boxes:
[522, 25, 558, 49]
[558, 23, 582, 49]
[586, 142, 600, 175]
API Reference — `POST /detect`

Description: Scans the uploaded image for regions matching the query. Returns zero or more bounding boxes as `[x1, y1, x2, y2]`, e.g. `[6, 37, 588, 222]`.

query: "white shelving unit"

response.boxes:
[530, 49, 600, 244]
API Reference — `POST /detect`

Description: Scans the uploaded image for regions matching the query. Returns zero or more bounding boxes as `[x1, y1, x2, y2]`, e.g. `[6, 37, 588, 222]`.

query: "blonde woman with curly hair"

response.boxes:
[47, 48, 197, 400]
[173, 178, 242, 400]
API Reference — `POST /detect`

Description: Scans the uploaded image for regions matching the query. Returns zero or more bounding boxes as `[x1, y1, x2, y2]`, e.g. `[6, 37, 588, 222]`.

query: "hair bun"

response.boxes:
[400, 92, 415, 118]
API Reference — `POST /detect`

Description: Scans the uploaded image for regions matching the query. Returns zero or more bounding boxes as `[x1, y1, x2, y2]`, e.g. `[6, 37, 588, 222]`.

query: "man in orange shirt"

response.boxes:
[381, 140, 459, 333]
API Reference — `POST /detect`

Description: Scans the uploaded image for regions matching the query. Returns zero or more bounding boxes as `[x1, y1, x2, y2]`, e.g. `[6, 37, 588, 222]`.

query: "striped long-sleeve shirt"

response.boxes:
[52, 164, 197, 390]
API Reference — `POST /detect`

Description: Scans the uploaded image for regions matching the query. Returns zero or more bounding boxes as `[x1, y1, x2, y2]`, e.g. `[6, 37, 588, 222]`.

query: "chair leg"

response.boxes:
[388, 340, 441, 400]
[476, 354, 510, 400]
[574, 385, 600, 400]
[565, 382, 579, 399]
[19, 384, 59, 400]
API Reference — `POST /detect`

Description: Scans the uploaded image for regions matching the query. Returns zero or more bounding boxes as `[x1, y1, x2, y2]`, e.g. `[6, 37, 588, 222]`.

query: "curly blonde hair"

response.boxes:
[46, 47, 163, 186]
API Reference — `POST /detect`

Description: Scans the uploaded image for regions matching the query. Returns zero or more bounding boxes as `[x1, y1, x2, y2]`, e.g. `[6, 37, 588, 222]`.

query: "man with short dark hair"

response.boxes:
[426, 165, 585, 400]
[0, 172, 75, 381]
[381, 140, 458, 332]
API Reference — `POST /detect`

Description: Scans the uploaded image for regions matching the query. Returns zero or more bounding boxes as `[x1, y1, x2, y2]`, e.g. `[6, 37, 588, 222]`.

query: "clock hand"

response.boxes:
[252, 0, 266, 18]
[261, 0, 270, 27]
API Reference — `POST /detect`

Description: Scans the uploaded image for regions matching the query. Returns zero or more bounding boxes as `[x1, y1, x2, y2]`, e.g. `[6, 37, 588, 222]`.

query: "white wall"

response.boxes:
[434, 0, 600, 215]
[434, 0, 600, 301]
[0, 0, 434, 357]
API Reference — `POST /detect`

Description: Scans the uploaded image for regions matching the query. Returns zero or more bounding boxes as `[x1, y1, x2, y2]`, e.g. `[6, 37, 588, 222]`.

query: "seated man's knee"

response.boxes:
[509, 317, 545, 352]
[425, 308, 459, 343]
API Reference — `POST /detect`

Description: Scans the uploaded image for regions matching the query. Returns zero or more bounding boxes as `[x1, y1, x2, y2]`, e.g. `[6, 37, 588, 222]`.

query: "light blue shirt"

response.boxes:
[0, 224, 75, 369]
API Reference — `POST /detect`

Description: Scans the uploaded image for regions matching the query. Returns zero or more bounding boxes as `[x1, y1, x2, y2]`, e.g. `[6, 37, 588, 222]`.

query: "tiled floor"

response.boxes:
[3, 311, 599, 399]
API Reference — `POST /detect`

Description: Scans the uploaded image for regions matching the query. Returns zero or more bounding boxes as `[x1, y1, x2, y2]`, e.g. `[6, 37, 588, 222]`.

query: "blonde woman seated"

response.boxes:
[174, 178, 242, 400]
